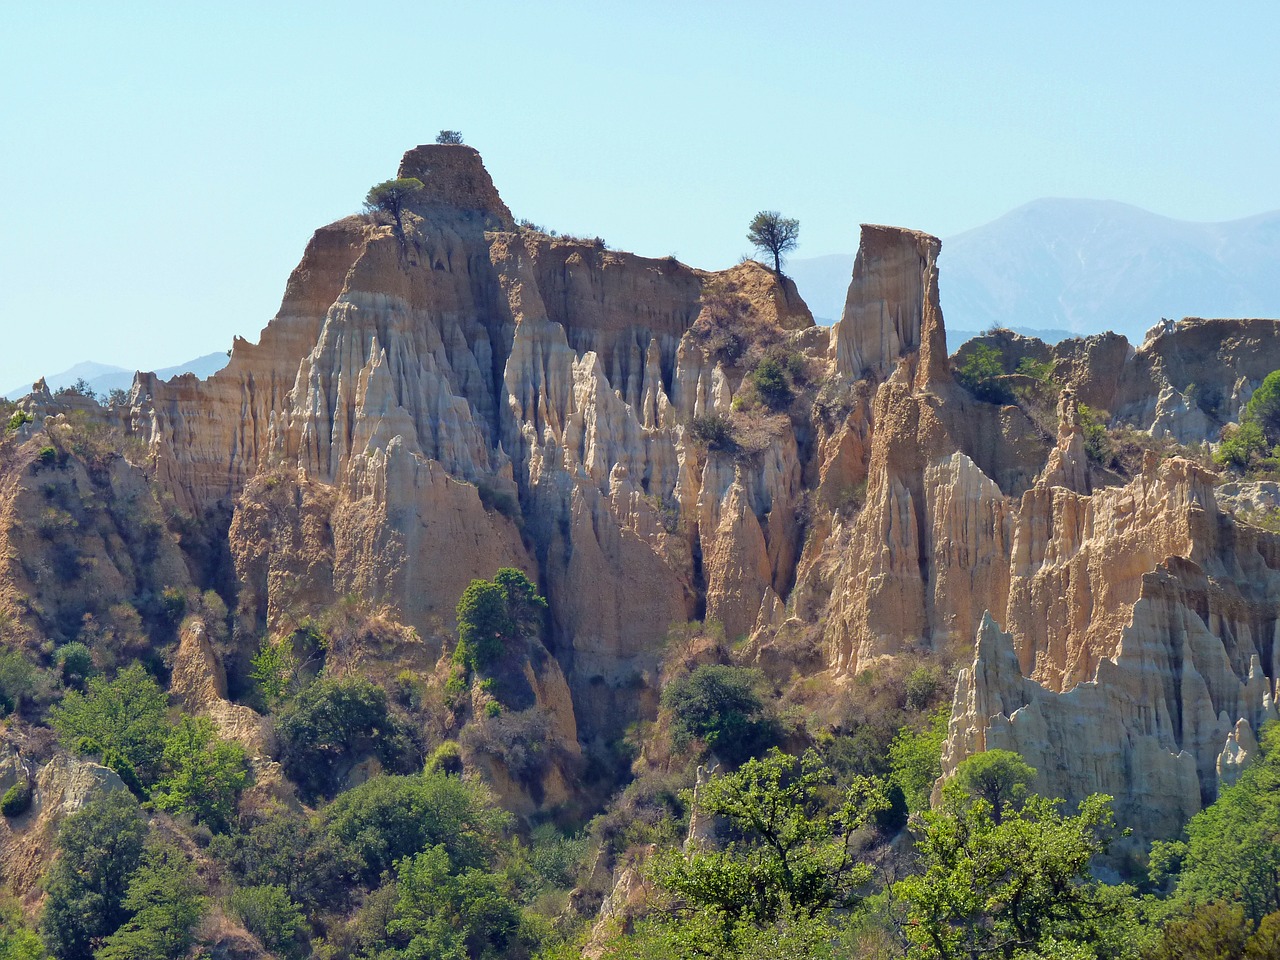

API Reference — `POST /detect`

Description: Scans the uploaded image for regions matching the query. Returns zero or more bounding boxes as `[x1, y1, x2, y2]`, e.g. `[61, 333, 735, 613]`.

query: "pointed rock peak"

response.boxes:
[1057, 387, 1083, 441]
[832, 224, 946, 382]
[974, 611, 1023, 675]
[396, 143, 515, 228]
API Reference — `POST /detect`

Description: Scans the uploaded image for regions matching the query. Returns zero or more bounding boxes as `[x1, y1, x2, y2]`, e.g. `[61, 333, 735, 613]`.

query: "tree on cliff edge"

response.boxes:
[747, 210, 800, 276]
[364, 177, 424, 233]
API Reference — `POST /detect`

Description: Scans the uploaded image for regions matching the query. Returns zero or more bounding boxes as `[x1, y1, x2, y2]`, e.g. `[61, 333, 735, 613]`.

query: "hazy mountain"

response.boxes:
[788, 199, 1280, 345]
[5, 351, 229, 401]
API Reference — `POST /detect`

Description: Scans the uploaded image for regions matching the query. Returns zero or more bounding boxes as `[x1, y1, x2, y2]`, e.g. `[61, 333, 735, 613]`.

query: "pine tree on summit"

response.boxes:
[747, 210, 800, 275]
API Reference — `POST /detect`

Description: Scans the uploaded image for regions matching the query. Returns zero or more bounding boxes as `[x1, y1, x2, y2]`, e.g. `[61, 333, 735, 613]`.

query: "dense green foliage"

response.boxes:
[40, 791, 148, 960]
[748, 355, 793, 410]
[152, 715, 248, 831]
[276, 674, 413, 802]
[661, 664, 777, 766]
[688, 412, 736, 450]
[954, 343, 1014, 404]
[1, 778, 32, 817]
[228, 885, 308, 959]
[94, 842, 204, 960]
[888, 705, 949, 813]
[0, 899, 45, 960]
[951, 747, 1036, 822]
[895, 785, 1133, 959]
[324, 770, 508, 885]
[49, 663, 169, 789]
[249, 633, 299, 705]
[1150, 721, 1280, 923]
[617, 749, 885, 960]
[1214, 370, 1280, 471]
[453, 568, 546, 672]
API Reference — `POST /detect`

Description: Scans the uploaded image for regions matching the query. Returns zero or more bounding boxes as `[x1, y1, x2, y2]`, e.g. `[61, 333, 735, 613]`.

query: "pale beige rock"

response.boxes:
[170, 618, 274, 756]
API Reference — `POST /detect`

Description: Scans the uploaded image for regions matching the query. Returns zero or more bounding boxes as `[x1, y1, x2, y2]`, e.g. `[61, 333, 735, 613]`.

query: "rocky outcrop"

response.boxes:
[170, 618, 273, 755]
[0, 747, 129, 899]
[17, 140, 1277, 849]
[1114, 317, 1280, 442]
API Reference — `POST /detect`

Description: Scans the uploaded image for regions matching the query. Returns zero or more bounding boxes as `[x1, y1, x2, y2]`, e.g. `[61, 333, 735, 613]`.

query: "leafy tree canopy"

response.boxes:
[746, 211, 800, 275]
[48, 663, 170, 791]
[276, 675, 413, 802]
[152, 715, 248, 832]
[661, 664, 777, 767]
[324, 771, 510, 886]
[1150, 721, 1280, 923]
[894, 788, 1134, 960]
[40, 791, 148, 960]
[453, 569, 546, 672]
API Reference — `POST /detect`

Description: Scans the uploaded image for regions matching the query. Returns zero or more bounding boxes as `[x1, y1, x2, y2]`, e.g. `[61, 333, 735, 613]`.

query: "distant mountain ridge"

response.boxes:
[4, 351, 229, 401]
[788, 199, 1280, 344]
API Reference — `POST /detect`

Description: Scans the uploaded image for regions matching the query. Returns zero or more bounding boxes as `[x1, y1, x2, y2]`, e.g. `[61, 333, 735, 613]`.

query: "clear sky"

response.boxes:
[2, 2, 1278, 390]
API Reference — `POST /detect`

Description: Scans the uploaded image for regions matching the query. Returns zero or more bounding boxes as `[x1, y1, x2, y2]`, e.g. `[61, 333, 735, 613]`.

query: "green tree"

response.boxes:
[951, 749, 1037, 824]
[894, 787, 1132, 960]
[324, 771, 509, 886]
[152, 715, 248, 831]
[383, 844, 529, 960]
[623, 750, 885, 959]
[747, 211, 800, 275]
[454, 580, 514, 671]
[228, 885, 308, 959]
[954, 344, 1014, 404]
[453, 569, 546, 672]
[1150, 722, 1280, 923]
[435, 129, 465, 144]
[210, 810, 359, 913]
[249, 634, 299, 706]
[662, 664, 777, 766]
[40, 791, 148, 960]
[48, 663, 170, 790]
[0, 649, 40, 717]
[1246, 370, 1280, 445]
[888, 706, 949, 814]
[364, 178, 424, 233]
[276, 675, 412, 802]
[94, 842, 204, 960]
[0, 898, 46, 960]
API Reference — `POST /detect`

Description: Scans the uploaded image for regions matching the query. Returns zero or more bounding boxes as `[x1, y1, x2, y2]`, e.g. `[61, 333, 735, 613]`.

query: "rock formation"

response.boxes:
[5, 142, 1280, 860]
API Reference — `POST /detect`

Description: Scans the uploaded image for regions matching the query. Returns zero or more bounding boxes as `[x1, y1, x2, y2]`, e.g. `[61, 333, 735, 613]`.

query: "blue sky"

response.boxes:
[2, 2, 1278, 390]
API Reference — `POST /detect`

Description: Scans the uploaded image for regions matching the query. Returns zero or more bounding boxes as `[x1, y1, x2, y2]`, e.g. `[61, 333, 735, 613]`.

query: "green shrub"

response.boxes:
[426, 740, 464, 777]
[954, 344, 1014, 404]
[35, 446, 56, 466]
[324, 770, 508, 885]
[152, 716, 248, 832]
[0, 649, 40, 715]
[484, 700, 502, 718]
[1, 779, 31, 817]
[276, 676, 413, 802]
[6, 410, 32, 433]
[888, 706, 950, 814]
[662, 664, 777, 767]
[688, 413, 736, 451]
[453, 569, 546, 672]
[49, 663, 170, 790]
[54, 642, 94, 689]
[249, 634, 299, 706]
[748, 356, 793, 410]
[1078, 403, 1112, 463]
[40, 791, 148, 960]
[904, 665, 942, 711]
[228, 885, 307, 959]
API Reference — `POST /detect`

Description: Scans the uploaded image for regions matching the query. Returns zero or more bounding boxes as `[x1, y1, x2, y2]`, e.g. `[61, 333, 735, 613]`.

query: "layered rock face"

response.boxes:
[37, 144, 1273, 847]
[123, 144, 816, 749]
